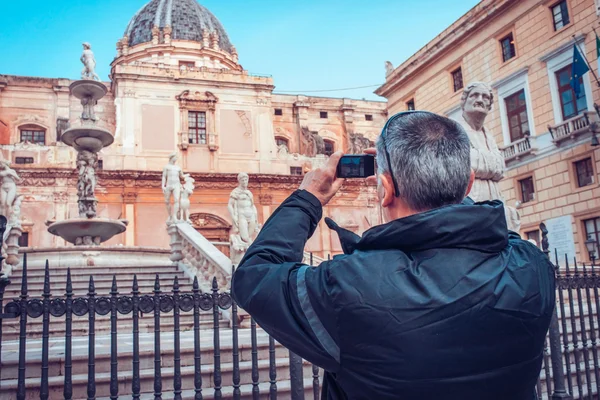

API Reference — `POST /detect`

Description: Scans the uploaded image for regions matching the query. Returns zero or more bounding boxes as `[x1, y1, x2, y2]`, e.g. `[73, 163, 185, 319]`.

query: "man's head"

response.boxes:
[461, 82, 493, 118]
[375, 111, 474, 222]
[168, 153, 178, 164]
[237, 172, 249, 189]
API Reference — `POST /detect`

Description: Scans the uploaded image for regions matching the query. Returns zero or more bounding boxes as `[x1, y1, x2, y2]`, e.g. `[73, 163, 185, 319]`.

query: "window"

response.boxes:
[451, 67, 464, 92]
[525, 230, 540, 247]
[290, 166, 303, 176]
[274, 108, 283, 116]
[574, 158, 594, 187]
[365, 114, 373, 121]
[18, 232, 29, 247]
[97, 160, 103, 170]
[584, 217, 600, 257]
[179, 61, 195, 68]
[324, 140, 334, 156]
[20, 130, 45, 145]
[556, 64, 587, 120]
[505, 90, 531, 142]
[500, 33, 516, 62]
[275, 137, 289, 148]
[406, 99, 415, 111]
[519, 176, 535, 203]
[188, 111, 207, 144]
[320, 111, 328, 119]
[15, 157, 34, 164]
[551, 1, 570, 31]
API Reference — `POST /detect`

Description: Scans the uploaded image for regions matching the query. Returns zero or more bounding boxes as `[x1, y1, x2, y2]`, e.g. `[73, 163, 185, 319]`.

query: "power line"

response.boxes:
[274, 83, 383, 93]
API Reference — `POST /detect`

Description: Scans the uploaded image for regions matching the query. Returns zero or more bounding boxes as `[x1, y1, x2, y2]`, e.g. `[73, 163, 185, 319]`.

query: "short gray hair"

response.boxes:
[460, 82, 494, 111]
[376, 112, 471, 211]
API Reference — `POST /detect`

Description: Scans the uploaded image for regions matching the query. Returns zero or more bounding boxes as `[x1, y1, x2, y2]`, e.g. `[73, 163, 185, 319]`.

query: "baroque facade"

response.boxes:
[377, 0, 600, 263]
[0, 0, 386, 257]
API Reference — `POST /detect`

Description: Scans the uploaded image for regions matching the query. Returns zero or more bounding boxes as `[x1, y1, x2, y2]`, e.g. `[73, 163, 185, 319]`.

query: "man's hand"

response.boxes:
[299, 151, 345, 206]
[363, 147, 378, 186]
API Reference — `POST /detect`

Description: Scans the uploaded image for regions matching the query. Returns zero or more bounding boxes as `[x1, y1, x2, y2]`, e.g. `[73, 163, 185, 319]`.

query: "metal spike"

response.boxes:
[582, 262, 587, 276]
[110, 274, 118, 296]
[173, 275, 179, 293]
[66, 267, 73, 295]
[565, 254, 570, 274]
[43, 259, 51, 298]
[154, 274, 160, 291]
[88, 275, 96, 296]
[212, 276, 218, 290]
[573, 257, 579, 274]
[133, 274, 139, 294]
[20, 252, 28, 297]
[192, 276, 199, 291]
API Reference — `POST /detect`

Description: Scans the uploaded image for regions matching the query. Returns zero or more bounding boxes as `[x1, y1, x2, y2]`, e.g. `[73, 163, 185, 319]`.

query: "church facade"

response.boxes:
[0, 0, 386, 258]
[377, 0, 600, 263]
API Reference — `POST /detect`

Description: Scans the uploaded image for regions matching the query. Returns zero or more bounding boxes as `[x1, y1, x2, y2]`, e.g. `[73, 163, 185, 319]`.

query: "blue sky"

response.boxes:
[0, 0, 480, 100]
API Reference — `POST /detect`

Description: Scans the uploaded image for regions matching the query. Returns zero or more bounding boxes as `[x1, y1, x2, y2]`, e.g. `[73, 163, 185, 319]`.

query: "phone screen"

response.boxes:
[336, 155, 375, 178]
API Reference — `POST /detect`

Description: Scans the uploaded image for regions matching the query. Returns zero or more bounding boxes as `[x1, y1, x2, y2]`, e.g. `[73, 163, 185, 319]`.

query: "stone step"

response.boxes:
[0, 355, 315, 399]
[1, 329, 281, 380]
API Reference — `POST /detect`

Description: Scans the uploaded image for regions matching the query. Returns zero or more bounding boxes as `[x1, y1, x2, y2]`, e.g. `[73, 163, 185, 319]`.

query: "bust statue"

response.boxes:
[457, 82, 520, 232]
[162, 153, 185, 224]
[228, 173, 260, 264]
[80, 42, 101, 81]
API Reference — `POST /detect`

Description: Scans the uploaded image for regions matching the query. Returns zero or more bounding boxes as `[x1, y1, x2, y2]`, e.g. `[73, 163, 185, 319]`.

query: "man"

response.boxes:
[232, 111, 555, 400]
[456, 81, 520, 231]
[162, 153, 184, 224]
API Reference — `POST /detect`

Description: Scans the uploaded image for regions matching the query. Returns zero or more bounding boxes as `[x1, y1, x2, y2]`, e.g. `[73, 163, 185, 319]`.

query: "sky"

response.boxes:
[0, 0, 480, 101]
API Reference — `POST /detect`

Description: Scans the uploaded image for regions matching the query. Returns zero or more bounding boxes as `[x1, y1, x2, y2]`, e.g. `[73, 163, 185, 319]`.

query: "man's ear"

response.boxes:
[379, 173, 395, 207]
[465, 169, 475, 197]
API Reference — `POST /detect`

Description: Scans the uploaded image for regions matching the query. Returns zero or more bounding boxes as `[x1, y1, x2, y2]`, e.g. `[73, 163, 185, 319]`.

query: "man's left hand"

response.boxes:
[299, 151, 345, 206]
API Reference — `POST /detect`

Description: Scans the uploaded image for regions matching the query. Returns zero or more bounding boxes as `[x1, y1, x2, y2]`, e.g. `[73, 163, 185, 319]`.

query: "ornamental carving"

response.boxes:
[122, 192, 138, 204]
[235, 111, 252, 137]
[21, 177, 57, 187]
[176, 90, 218, 110]
[53, 192, 69, 203]
[259, 194, 273, 205]
[190, 213, 231, 229]
[300, 127, 325, 157]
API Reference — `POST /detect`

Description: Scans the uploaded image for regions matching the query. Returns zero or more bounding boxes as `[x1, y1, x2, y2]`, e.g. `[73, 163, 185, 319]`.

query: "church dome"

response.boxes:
[124, 0, 233, 53]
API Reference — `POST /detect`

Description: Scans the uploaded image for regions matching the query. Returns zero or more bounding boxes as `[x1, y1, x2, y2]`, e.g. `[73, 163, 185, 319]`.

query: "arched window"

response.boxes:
[19, 124, 46, 145]
[324, 140, 334, 156]
[275, 136, 289, 148]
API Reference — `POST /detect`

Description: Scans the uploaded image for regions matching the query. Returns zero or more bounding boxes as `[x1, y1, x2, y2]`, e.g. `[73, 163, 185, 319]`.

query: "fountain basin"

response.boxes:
[61, 126, 114, 152]
[47, 218, 128, 246]
[69, 80, 107, 100]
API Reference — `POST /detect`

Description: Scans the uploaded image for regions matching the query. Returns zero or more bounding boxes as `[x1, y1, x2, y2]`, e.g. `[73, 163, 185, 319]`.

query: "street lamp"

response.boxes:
[592, 133, 600, 147]
[585, 234, 598, 263]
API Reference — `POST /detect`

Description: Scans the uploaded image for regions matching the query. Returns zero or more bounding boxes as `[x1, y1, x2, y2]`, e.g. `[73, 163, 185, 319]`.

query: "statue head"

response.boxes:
[82, 42, 91, 50]
[168, 152, 178, 164]
[237, 172, 249, 189]
[461, 82, 494, 120]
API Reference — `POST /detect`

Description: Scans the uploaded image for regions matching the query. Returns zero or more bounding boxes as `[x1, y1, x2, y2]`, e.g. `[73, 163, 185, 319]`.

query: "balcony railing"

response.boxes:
[548, 111, 594, 144]
[501, 136, 535, 162]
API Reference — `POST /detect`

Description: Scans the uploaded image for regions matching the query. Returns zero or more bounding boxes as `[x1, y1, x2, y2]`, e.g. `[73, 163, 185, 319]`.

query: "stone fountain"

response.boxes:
[47, 43, 127, 246]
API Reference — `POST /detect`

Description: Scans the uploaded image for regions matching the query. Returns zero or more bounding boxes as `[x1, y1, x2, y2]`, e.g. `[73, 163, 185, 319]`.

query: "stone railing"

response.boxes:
[168, 222, 232, 291]
[549, 111, 594, 144]
[501, 136, 535, 163]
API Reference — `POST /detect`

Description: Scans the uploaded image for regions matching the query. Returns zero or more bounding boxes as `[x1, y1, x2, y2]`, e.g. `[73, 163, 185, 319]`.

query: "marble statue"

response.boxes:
[349, 133, 374, 154]
[457, 82, 520, 232]
[0, 161, 23, 275]
[162, 153, 185, 224]
[81, 42, 101, 81]
[385, 61, 394, 77]
[178, 173, 195, 224]
[228, 173, 260, 264]
[0, 161, 20, 218]
[301, 127, 325, 157]
[76, 150, 98, 218]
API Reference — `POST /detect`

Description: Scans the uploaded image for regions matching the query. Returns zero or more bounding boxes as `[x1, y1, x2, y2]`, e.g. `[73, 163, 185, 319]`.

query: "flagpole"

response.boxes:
[573, 34, 600, 87]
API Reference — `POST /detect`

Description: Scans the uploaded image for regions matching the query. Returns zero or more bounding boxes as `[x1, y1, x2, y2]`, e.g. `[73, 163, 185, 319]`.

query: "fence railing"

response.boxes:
[0, 255, 318, 399]
[1, 227, 600, 399]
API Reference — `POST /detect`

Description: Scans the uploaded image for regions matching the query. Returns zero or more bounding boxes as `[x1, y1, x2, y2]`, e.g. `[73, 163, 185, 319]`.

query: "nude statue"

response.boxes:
[457, 82, 520, 232]
[162, 153, 184, 224]
[81, 42, 101, 81]
[228, 173, 259, 244]
[0, 161, 21, 218]
[178, 173, 195, 224]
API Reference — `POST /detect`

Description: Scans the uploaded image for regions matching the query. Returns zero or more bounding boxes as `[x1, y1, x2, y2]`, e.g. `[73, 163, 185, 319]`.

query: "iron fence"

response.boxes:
[0, 256, 318, 399]
[0, 224, 599, 399]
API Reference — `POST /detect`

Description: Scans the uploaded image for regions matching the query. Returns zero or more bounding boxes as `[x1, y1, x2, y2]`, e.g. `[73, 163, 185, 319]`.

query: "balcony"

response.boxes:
[501, 136, 535, 163]
[548, 111, 596, 144]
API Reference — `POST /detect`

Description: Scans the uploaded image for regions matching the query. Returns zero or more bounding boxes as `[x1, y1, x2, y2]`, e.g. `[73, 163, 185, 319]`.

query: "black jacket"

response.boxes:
[232, 190, 556, 400]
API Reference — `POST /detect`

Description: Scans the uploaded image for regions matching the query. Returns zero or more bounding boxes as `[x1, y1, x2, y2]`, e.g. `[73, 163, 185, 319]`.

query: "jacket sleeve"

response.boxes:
[231, 190, 341, 372]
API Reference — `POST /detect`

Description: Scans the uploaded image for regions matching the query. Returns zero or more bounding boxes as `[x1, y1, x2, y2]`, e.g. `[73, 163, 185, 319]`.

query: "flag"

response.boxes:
[571, 45, 589, 98]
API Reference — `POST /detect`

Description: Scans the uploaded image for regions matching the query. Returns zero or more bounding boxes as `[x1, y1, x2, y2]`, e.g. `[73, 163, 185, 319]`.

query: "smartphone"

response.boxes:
[336, 154, 375, 178]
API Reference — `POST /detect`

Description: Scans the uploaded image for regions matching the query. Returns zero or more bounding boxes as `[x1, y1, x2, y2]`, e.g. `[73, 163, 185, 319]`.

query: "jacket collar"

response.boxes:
[326, 200, 508, 255]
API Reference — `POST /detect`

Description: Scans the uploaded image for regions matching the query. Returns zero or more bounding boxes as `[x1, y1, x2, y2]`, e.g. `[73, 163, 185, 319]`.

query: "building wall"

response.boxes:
[377, 0, 600, 262]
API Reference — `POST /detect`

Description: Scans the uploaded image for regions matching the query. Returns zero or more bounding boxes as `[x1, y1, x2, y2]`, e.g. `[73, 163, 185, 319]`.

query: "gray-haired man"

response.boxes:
[232, 111, 555, 400]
